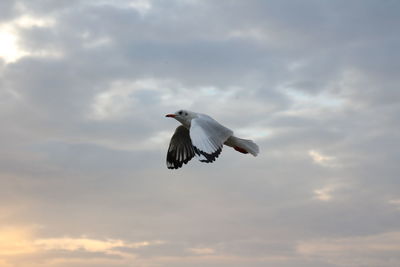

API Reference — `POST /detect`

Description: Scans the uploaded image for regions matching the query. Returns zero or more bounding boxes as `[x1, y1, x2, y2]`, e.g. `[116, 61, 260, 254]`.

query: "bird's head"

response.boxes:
[165, 109, 197, 127]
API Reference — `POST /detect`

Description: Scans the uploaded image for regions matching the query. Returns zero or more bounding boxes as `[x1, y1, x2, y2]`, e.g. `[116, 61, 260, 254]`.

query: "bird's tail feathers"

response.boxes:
[231, 137, 259, 156]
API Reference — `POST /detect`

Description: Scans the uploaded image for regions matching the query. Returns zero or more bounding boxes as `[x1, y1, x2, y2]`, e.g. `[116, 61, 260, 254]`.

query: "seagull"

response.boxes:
[165, 110, 259, 169]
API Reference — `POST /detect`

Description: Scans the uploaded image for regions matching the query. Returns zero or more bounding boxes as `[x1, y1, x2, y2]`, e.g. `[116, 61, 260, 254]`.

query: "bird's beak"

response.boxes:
[165, 114, 176, 118]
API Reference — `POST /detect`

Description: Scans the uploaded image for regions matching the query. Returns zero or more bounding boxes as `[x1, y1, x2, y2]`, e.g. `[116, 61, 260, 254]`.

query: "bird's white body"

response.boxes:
[165, 110, 259, 169]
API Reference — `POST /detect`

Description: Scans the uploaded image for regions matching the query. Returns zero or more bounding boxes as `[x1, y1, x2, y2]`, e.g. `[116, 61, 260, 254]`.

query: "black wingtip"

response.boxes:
[194, 146, 222, 163]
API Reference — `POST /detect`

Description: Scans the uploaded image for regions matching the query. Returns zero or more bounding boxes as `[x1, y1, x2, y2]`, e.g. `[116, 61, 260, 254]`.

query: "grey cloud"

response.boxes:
[0, 0, 18, 21]
[0, 1, 400, 267]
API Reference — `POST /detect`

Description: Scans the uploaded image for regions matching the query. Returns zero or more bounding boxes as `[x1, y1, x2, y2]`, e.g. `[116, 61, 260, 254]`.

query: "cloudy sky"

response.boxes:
[1, 0, 400, 266]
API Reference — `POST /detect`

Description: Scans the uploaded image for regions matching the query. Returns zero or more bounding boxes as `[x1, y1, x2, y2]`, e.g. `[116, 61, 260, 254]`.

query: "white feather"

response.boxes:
[189, 114, 233, 154]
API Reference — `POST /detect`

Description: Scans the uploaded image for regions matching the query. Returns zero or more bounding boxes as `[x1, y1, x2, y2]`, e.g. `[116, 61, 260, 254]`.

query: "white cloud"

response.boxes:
[282, 89, 346, 118]
[0, 25, 28, 63]
[35, 237, 162, 253]
[88, 79, 148, 121]
[0, 225, 164, 266]
[313, 186, 333, 201]
[235, 126, 270, 140]
[0, 14, 58, 63]
[128, 0, 152, 15]
[308, 150, 338, 167]
[15, 15, 55, 28]
[312, 184, 343, 202]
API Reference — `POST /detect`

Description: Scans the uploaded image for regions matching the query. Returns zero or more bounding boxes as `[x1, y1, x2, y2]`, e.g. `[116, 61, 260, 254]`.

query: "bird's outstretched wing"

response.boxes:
[190, 114, 233, 163]
[166, 125, 196, 169]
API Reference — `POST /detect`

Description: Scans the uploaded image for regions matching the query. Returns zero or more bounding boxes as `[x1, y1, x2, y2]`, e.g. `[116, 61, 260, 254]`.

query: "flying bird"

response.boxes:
[165, 110, 259, 169]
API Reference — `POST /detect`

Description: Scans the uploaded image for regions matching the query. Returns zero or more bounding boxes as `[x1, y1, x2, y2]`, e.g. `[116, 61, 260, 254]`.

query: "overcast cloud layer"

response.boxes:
[1, 1, 400, 266]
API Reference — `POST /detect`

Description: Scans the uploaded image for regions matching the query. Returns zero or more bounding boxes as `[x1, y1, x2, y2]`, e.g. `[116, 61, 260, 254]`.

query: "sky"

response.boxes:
[0, 0, 400, 266]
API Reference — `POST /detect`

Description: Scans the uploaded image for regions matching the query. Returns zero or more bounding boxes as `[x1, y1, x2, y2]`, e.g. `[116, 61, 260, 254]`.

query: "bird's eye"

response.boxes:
[178, 111, 183, 115]
[184, 112, 188, 116]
